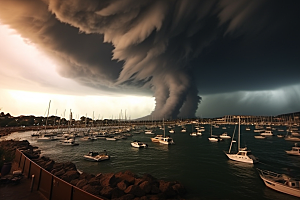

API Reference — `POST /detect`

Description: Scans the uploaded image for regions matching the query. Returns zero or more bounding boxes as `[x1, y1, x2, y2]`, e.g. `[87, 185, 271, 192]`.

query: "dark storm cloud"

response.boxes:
[1, 0, 299, 119]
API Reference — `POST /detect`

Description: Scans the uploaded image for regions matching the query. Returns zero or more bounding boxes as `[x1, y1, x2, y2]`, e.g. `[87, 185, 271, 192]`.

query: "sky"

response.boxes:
[0, 0, 300, 120]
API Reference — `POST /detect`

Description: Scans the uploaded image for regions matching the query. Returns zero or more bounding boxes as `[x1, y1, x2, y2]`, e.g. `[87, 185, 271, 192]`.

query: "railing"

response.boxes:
[14, 149, 104, 200]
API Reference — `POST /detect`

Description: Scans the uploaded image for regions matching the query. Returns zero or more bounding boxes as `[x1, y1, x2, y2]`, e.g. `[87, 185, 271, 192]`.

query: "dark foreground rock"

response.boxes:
[0, 140, 187, 199]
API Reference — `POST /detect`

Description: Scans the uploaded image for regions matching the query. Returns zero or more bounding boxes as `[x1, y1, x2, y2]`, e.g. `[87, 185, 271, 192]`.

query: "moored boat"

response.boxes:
[224, 117, 258, 164]
[159, 137, 175, 145]
[219, 132, 231, 139]
[257, 168, 300, 198]
[131, 140, 148, 148]
[83, 151, 110, 162]
[150, 135, 164, 142]
[286, 144, 300, 156]
[59, 138, 79, 146]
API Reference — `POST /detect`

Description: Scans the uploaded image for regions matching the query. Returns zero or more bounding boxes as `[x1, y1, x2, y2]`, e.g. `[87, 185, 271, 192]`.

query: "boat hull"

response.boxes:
[225, 153, 256, 164]
[259, 175, 300, 197]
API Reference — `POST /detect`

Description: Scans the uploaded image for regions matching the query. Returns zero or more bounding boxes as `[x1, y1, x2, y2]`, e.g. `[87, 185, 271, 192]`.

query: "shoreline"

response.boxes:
[0, 140, 187, 199]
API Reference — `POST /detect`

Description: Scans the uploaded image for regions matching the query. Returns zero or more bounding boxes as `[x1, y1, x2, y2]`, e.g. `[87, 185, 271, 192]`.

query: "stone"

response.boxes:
[116, 172, 135, 184]
[125, 185, 145, 197]
[111, 187, 125, 199]
[88, 177, 100, 186]
[100, 186, 114, 198]
[117, 180, 129, 191]
[63, 162, 77, 171]
[100, 173, 119, 187]
[134, 178, 144, 186]
[150, 185, 160, 194]
[139, 181, 151, 194]
[158, 181, 176, 198]
[172, 183, 187, 196]
[61, 170, 79, 182]
[76, 179, 88, 189]
[53, 169, 65, 177]
[70, 179, 79, 186]
[82, 184, 101, 195]
[44, 160, 54, 171]
[52, 163, 64, 171]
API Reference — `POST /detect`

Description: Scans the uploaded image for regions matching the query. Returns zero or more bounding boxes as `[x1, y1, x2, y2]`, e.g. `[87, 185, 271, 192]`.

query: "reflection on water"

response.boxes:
[1, 125, 300, 199]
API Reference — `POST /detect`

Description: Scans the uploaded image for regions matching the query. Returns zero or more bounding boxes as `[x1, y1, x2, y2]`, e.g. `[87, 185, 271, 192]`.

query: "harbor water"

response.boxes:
[2, 124, 300, 200]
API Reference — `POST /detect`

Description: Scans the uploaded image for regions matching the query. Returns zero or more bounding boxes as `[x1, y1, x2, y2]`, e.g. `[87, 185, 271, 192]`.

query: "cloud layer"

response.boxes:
[1, 0, 299, 119]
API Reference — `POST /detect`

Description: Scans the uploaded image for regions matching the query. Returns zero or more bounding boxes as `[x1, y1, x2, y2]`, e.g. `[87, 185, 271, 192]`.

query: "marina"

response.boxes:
[1, 123, 300, 199]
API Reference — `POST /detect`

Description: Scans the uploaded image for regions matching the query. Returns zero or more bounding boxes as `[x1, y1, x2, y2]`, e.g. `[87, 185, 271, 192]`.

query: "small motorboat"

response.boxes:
[145, 130, 154, 135]
[254, 135, 266, 139]
[59, 138, 79, 146]
[286, 144, 300, 156]
[260, 130, 274, 136]
[190, 132, 198, 137]
[197, 130, 202, 136]
[219, 132, 231, 139]
[159, 137, 175, 145]
[257, 168, 300, 198]
[208, 137, 222, 142]
[169, 129, 175, 133]
[151, 135, 164, 142]
[83, 151, 110, 162]
[131, 140, 148, 148]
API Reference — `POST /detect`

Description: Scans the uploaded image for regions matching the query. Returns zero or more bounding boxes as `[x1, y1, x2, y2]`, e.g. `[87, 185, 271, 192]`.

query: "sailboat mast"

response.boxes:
[238, 117, 241, 151]
[163, 118, 165, 137]
[45, 100, 51, 131]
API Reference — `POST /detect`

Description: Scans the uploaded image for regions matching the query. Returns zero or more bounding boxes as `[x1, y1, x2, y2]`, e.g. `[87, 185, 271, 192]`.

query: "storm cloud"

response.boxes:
[0, 0, 299, 119]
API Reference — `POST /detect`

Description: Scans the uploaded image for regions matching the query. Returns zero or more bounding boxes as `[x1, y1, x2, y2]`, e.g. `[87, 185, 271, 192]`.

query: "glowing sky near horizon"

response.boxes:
[0, 25, 155, 119]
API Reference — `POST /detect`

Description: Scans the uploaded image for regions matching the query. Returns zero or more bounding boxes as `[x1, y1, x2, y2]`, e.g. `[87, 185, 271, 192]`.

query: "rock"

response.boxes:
[147, 193, 165, 200]
[100, 173, 119, 187]
[82, 184, 101, 196]
[111, 187, 125, 199]
[53, 169, 65, 177]
[125, 185, 145, 197]
[61, 170, 79, 182]
[63, 162, 77, 171]
[172, 183, 187, 196]
[52, 163, 64, 171]
[116, 171, 135, 184]
[117, 180, 129, 191]
[79, 172, 94, 181]
[114, 194, 135, 200]
[88, 177, 100, 186]
[158, 181, 176, 198]
[76, 179, 88, 189]
[139, 181, 151, 194]
[150, 185, 160, 194]
[44, 160, 54, 171]
[142, 174, 157, 183]
[95, 173, 103, 179]
[70, 179, 79, 186]
[100, 186, 114, 198]
[134, 178, 144, 186]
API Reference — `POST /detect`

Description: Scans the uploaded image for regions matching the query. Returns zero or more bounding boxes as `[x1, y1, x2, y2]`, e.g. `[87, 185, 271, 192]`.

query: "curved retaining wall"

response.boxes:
[14, 149, 104, 200]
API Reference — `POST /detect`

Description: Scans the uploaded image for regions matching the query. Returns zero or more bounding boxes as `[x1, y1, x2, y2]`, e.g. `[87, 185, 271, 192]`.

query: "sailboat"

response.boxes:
[224, 117, 258, 164]
[208, 121, 222, 142]
[159, 119, 175, 145]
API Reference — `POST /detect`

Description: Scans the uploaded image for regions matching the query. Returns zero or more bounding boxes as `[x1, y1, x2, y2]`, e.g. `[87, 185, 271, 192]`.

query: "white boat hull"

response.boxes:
[259, 172, 300, 197]
[225, 153, 255, 164]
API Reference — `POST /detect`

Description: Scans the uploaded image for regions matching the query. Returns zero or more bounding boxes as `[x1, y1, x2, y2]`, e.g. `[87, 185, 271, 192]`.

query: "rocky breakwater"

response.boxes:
[34, 155, 187, 200]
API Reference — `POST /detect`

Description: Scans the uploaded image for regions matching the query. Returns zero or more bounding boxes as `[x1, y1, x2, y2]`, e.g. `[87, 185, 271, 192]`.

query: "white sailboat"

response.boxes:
[224, 117, 258, 164]
[208, 122, 221, 142]
[159, 119, 175, 145]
